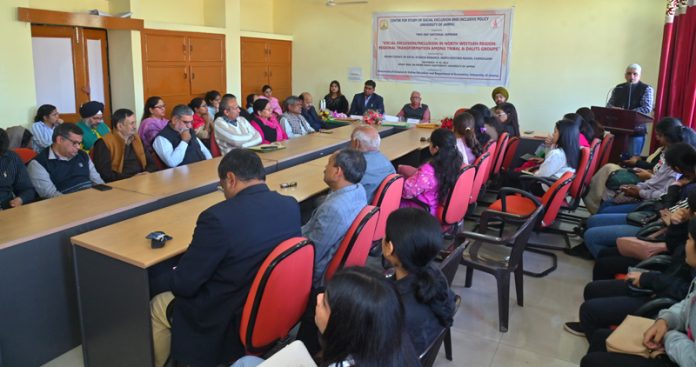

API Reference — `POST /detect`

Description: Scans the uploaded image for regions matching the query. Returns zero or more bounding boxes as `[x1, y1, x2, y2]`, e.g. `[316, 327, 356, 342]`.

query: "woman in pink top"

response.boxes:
[250, 99, 288, 144]
[260, 85, 283, 117]
[399, 128, 464, 216]
[138, 96, 168, 154]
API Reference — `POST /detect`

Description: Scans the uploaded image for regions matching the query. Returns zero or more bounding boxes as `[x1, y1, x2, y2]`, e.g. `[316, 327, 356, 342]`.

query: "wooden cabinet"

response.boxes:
[241, 37, 292, 107]
[142, 30, 225, 109]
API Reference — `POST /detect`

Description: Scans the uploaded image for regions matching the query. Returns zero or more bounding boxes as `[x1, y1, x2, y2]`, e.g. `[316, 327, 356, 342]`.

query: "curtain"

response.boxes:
[653, 0, 696, 148]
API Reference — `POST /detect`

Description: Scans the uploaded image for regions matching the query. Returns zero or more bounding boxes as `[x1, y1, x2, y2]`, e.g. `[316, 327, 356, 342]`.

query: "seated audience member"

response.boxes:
[493, 102, 521, 137]
[303, 149, 367, 285]
[204, 90, 221, 119]
[31, 104, 63, 152]
[153, 105, 212, 168]
[503, 118, 579, 196]
[580, 142, 696, 258]
[491, 86, 509, 107]
[76, 101, 110, 153]
[245, 93, 258, 116]
[214, 97, 262, 153]
[6, 126, 33, 150]
[470, 103, 499, 144]
[249, 99, 288, 144]
[349, 79, 385, 115]
[280, 96, 315, 138]
[400, 128, 463, 216]
[563, 113, 590, 147]
[565, 187, 696, 342]
[299, 92, 324, 131]
[28, 123, 104, 198]
[382, 208, 456, 354]
[350, 125, 395, 202]
[91, 109, 157, 182]
[397, 91, 431, 122]
[138, 96, 168, 154]
[323, 80, 349, 114]
[188, 97, 211, 142]
[584, 117, 687, 213]
[233, 267, 420, 367]
[0, 128, 35, 209]
[149, 149, 302, 367]
[452, 112, 482, 165]
[579, 217, 696, 367]
[577, 107, 604, 140]
[259, 84, 282, 117]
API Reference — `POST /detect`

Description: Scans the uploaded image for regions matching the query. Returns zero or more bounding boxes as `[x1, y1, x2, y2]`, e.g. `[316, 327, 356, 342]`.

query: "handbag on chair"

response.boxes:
[606, 315, 664, 358]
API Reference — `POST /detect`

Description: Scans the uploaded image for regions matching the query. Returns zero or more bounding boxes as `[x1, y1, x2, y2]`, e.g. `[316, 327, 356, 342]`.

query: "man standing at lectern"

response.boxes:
[606, 63, 654, 156]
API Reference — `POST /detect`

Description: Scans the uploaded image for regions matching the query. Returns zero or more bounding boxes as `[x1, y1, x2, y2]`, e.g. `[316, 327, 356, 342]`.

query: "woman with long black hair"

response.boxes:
[399, 128, 464, 216]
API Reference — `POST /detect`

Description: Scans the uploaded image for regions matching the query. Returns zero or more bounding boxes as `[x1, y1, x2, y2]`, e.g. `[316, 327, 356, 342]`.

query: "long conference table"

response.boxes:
[0, 123, 432, 367]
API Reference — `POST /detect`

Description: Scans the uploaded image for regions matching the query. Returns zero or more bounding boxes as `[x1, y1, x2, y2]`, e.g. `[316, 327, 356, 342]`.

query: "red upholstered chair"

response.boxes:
[468, 152, 491, 206]
[150, 150, 166, 170]
[13, 148, 37, 164]
[370, 174, 404, 242]
[584, 139, 602, 187]
[480, 140, 497, 187]
[239, 237, 314, 354]
[562, 146, 592, 213]
[436, 165, 476, 234]
[209, 127, 222, 157]
[500, 136, 520, 173]
[324, 206, 380, 282]
[490, 132, 509, 178]
[487, 171, 575, 277]
[597, 133, 615, 168]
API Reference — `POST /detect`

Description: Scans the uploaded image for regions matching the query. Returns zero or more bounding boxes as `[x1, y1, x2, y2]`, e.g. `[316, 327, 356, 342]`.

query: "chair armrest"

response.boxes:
[633, 297, 678, 319]
[456, 230, 508, 246]
[497, 187, 543, 213]
[518, 174, 556, 187]
[402, 197, 430, 211]
[636, 255, 674, 271]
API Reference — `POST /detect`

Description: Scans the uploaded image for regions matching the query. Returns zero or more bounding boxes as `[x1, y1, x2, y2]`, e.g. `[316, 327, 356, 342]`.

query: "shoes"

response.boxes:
[563, 321, 585, 336]
[564, 243, 594, 260]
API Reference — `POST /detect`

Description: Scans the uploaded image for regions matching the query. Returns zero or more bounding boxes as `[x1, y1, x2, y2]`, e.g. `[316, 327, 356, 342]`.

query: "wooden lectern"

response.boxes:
[591, 106, 653, 163]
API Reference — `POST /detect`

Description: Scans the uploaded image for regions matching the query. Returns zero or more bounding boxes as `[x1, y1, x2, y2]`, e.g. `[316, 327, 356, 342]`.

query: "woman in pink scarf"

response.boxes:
[250, 98, 287, 144]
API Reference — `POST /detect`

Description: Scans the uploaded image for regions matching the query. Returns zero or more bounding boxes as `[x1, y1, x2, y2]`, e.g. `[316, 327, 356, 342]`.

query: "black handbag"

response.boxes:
[635, 220, 668, 243]
[627, 211, 659, 226]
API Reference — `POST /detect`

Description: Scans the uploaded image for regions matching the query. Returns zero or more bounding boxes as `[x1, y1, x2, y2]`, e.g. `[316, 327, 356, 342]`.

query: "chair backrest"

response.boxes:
[500, 136, 520, 173]
[239, 237, 314, 354]
[469, 152, 491, 204]
[582, 138, 602, 191]
[491, 132, 509, 176]
[598, 133, 615, 168]
[538, 171, 575, 227]
[419, 327, 447, 367]
[150, 150, 166, 170]
[567, 147, 591, 205]
[481, 140, 497, 184]
[370, 174, 404, 242]
[439, 245, 465, 286]
[324, 206, 380, 282]
[209, 126, 222, 157]
[507, 204, 546, 270]
[436, 165, 476, 225]
[12, 148, 37, 164]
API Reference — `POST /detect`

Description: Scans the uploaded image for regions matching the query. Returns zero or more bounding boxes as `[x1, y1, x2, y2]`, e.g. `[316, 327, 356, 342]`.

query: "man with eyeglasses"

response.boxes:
[607, 63, 654, 156]
[27, 123, 104, 198]
[76, 100, 111, 154]
[152, 104, 212, 168]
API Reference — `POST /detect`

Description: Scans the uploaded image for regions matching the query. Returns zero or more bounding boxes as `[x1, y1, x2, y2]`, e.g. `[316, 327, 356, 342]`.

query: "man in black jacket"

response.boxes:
[606, 63, 654, 156]
[150, 149, 301, 366]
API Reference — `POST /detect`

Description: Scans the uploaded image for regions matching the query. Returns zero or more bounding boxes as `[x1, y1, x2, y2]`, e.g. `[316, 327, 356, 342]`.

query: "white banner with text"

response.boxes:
[372, 9, 513, 86]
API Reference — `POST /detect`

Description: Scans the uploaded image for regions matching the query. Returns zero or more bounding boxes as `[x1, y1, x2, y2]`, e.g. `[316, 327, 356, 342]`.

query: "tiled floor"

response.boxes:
[43, 230, 593, 367]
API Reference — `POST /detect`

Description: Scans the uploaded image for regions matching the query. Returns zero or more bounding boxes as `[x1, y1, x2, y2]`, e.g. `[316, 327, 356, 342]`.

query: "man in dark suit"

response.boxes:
[349, 79, 385, 115]
[150, 149, 301, 367]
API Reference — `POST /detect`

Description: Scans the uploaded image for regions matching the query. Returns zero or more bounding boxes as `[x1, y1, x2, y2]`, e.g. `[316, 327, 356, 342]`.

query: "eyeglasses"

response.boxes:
[60, 135, 82, 147]
[153, 105, 166, 109]
[181, 119, 193, 125]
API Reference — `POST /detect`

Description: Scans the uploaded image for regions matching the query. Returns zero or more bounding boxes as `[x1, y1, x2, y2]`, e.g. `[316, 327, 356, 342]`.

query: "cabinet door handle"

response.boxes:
[264, 71, 268, 77]
[182, 43, 186, 54]
[269, 70, 272, 77]
[190, 44, 193, 53]
[192, 72, 195, 80]
[184, 69, 187, 79]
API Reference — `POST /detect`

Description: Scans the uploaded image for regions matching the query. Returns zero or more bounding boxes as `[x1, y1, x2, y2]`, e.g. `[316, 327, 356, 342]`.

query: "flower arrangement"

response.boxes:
[363, 110, 383, 125]
[320, 110, 349, 121]
[440, 116, 453, 130]
[319, 109, 330, 121]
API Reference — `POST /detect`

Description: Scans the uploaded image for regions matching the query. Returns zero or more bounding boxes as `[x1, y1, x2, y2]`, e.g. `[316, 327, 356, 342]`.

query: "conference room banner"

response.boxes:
[372, 9, 513, 86]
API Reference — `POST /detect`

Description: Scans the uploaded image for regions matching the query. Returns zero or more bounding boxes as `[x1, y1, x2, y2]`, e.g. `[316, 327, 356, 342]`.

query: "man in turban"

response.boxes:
[76, 101, 111, 153]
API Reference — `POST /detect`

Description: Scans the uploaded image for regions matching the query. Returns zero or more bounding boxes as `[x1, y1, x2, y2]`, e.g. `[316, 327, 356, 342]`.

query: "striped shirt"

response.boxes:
[31, 121, 55, 152]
